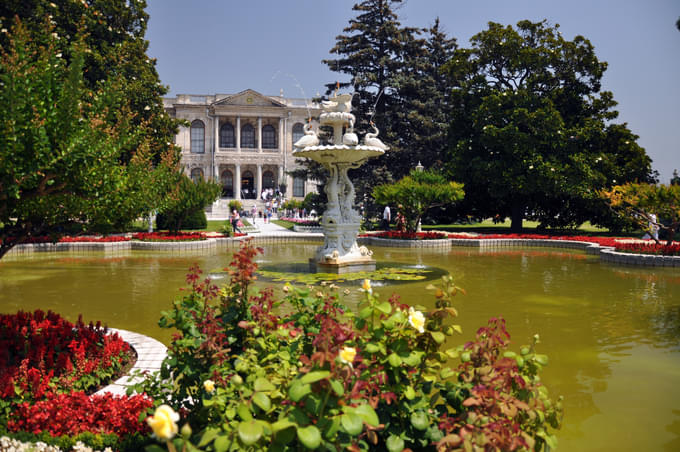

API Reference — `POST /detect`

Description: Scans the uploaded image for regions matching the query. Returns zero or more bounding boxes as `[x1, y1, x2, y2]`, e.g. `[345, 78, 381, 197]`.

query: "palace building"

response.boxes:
[163, 89, 321, 216]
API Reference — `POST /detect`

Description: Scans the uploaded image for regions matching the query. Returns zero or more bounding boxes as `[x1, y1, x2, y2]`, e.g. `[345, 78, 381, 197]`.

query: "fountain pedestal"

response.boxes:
[293, 93, 387, 272]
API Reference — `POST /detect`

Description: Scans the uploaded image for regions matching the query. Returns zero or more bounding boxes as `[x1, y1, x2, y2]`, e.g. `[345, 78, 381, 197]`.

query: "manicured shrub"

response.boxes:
[156, 208, 207, 231]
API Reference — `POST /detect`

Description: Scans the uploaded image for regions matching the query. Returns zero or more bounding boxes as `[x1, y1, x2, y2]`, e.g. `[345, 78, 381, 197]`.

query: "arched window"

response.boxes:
[220, 123, 235, 148]
[292, 123, 304, 144]
[293, 176, 305, 197]
[190, 168, 203, 183]
[241, 124, 256, 148]
[220, 170, 233, 197]
[190, 120, 205, 154]
[262, 125, 277, 149]
[263, 170, 275, 189]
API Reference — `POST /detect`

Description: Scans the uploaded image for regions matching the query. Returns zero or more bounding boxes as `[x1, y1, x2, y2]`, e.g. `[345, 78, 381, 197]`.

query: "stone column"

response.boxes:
[236, 116, 241, 153]
[278, 117, 284, 153]
[213, 116, 219, 180]
[257, 117, 263, 153]
[257, 164, 262, 199]
[278, 166, 284, 188]
[235, 163, 241, 200]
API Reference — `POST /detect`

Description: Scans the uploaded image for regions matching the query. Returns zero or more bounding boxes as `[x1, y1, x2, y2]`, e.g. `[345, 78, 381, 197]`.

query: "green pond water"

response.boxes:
[1, 242, 679, 451]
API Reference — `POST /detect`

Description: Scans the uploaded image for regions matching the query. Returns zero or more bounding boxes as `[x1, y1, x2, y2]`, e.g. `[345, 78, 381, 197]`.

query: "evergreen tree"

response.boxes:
[392, 18, 457, 170]
[319, 0, 455, 220]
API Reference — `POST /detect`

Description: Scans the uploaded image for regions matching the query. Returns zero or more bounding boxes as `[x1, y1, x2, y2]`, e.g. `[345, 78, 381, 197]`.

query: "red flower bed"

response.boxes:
[7, 235, 129, 244]
[0, 310, 132, 401]
[58, 236, 129, 243]
[614, 242, 680, 256]
[7, 391, 152, 437]
[371, 230, 449, 240]
[132, 231, 207, 242]
[448, 233, 680, 256]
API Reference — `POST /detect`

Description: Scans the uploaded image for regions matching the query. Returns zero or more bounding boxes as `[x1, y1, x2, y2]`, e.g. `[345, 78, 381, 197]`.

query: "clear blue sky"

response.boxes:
[146, 0, 679, 183]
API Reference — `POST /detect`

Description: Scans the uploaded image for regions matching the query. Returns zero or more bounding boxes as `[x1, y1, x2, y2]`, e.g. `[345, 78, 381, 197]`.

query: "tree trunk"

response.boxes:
[510, 202, 524, 233]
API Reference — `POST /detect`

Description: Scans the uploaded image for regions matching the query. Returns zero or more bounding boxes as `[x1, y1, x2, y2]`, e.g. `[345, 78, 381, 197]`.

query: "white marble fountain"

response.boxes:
[293, 92, 387, 272]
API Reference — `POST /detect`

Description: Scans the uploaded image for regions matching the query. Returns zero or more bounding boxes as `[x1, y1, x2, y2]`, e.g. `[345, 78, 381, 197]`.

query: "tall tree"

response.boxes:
[0, 0, 179, 166]
[391, 18, 457, 170]
[0, 17, 177, 259]
[318, 1, 458, 220]
[444, 20, 654, 232]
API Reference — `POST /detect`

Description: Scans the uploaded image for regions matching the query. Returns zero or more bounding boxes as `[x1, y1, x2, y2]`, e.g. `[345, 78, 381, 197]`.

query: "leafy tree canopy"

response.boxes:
[444, 20, 654, 232]
[373, 170, 464, 233]
[0, 18, 177, 259]
[0, 0, 180, 165]
[601, 183, 680, 245]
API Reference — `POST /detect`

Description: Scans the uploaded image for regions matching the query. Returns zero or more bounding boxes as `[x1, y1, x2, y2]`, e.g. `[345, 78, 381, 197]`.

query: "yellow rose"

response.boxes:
[408, 307, 425, 333]
[203, 379, 215, 393]
[338, 346, 357, 365]
[361, 279, 372, 293]
[147, 404, 179, 441]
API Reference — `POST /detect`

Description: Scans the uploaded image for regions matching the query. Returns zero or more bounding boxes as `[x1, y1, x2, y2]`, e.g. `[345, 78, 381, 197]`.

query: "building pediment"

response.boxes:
[213, 89, 286, 108]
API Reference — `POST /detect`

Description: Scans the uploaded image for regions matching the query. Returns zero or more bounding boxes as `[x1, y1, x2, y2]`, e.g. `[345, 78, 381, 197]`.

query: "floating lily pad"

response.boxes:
[251, 262, 447, 286]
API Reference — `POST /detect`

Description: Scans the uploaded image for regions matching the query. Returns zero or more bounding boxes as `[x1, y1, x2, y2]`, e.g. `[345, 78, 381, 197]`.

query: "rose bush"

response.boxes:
[135, 240, 562, 451]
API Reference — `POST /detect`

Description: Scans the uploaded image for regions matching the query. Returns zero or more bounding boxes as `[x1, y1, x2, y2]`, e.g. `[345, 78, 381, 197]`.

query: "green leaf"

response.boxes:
[402, 351, 422, 367]
[411, 411, 429, 430]
[213, 435, 229, 452]
[297, 425, 322, 449]
[354, 404, 380, 426]
[289, 381, 311, 402]
[534, 354, 549, 365]
[272, 419, 297, 432]
[358, 306, 373, 319]
[376, 301, 392, 314]
[365, 343, 380, 354]
[253, 391, 272, 411]
[324, 416, 341, 439]
[197, 427, 219, 447]
[144, 446, 167, 452]
[237, 403, 252, 421]
[330, 379, 344, 396]
[404, 385, 416, 400]
[300, 370, 330, 384]
[430, 331, 446, 344]
[452, 324, 463, 334]
[440, 367, 455, 379]
[388, 352, 402, 367]
[386, 435, 405, 452]
[254, 377, 276, 392]
[341, 413, 364, 435]
[238, 420, 263, 446]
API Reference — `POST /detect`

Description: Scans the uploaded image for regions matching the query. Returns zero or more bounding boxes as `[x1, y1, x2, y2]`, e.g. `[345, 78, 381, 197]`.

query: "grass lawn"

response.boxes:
[130, 219, 251, 233]
[421, 219, 642, 237]
[272, 219, 295, 230]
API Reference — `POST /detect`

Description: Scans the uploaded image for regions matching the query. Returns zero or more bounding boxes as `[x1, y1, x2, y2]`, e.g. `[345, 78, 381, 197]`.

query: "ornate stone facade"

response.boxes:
[163, 89, 321, 204]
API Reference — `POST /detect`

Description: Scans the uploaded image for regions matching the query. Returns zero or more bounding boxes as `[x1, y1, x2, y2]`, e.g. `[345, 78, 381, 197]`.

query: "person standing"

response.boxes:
[230, 210, 242, 235]
[382, 205, 391, 231]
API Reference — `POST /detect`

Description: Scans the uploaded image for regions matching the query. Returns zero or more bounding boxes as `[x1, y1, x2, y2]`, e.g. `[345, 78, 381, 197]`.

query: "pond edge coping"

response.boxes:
[5, 233, 679, 267]
[96, 328, 167, 397]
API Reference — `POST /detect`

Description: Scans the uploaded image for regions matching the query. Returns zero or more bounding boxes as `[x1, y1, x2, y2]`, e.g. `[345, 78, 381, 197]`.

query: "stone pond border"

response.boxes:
[5, 233, 679, 267]
[96, 328, 168, 396]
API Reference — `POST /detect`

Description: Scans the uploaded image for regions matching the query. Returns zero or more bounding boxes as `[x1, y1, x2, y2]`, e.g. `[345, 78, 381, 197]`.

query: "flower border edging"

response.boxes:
[96, 328, 167, 396]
